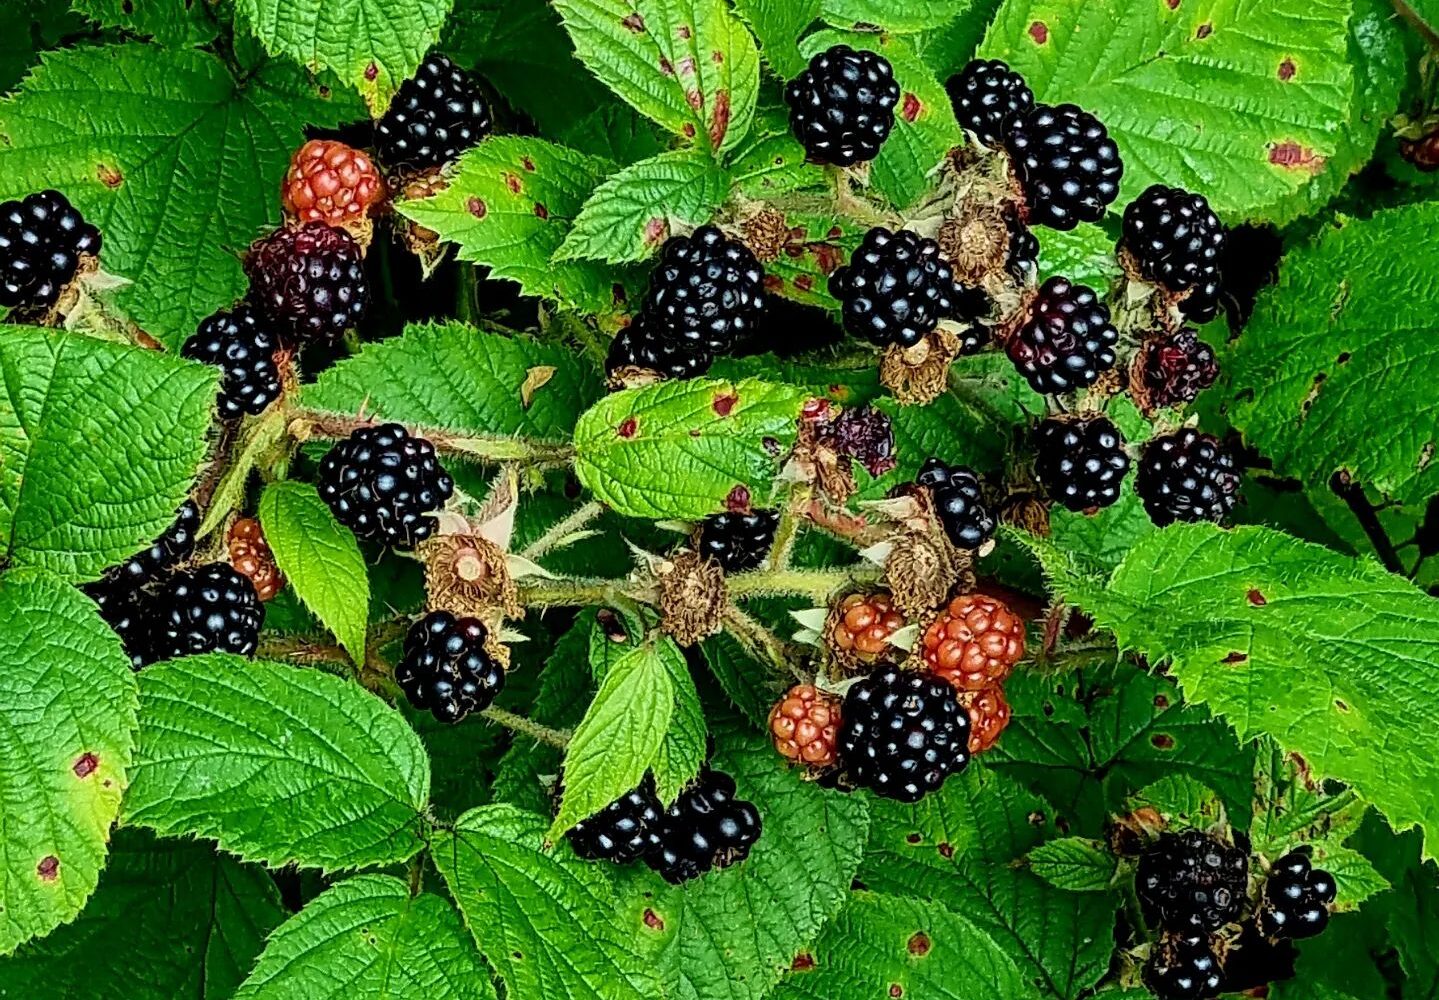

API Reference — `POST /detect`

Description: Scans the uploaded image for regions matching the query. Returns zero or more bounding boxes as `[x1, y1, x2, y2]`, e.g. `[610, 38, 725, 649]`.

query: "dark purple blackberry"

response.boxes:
[149, 563, 264, 662]
[917, 458, 995, 549]
[182, 305, 282, 419]
[83, 578, 152, 669]
[1136, 429, 1240, 527]
[0, 189, 101, 310]
[1006, 276, 1117, 394]
[1005, 212, 1040, 283]
[1258, 849, 1336, 941]
[376, 53, 493, 171]
[606, 316, 713, 381]
[947, 59, 1034, 148]
[1121, 184, 1225, 322]
[829, 227, 967, 349]
[317, 423, 454, 549]
[567, 778, 664, 864]
[1137, 830, 1249, 933]
[245, 222, 368, 345]
[837, 665, 970, 802]
[395, 611, 504, 724]
[105, 500, 201, 590]
[1033, 416, 1130, 512]
[1221, 920, 1298, 992]
[785, 44, 900, 167]
[646, 768, 762, 884]
[697, 510, 779, 573]
[1005, 103, 1123, 231]
[1144, 933, 1223, 1000]
[640, 226, 764, 354]
[819, 405, 896, 477]
[1141, 329, 1219, 409]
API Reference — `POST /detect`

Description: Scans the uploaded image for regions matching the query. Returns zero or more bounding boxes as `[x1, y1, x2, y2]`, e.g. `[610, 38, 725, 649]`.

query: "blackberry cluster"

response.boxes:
[947, 59, 1034, 148]
[817, 405, 897, 477]
[0, 189, 101, 311]
[1005, 104, 1123, 231]
[829, 227, 976, 349]
[1135, 429, 1240, 527]
[696, 510, 778, 573]
[1219, 921, 1298, 993]
[769, 683, 842, 768]
[641, 226, 765, 355]
[245, 222, 368, 345]
[1138, 831, 1250, 933]
[1257, 849, 1336, 940]
[917, 458, 995, 549]
[149, 563, 265, 661]
[181, 306, 283, 419]
[395, 611, 504, 723]
[646, 768, 762, 884]
[86, 578, 152, 669]
[567, 779, 663, 864]
[830, 592, 906, 664]
[1007, 276, 1118, 394]
[1140, 329, 1219, 410]
[106, 500, 201, 589]
[837, 666, 971, 802]
[282, 139, 384, 227]
[317, 423, 454, 549]
[785, 45, 900, 167]
[1033, 416, 1130, 512]
[1122, 185, 1226, 323]
[1144, 934, 1224, 1000]
[919, 593, 1026, 692]
[376, 53, 492, 172]
[606, 316, 713, 381]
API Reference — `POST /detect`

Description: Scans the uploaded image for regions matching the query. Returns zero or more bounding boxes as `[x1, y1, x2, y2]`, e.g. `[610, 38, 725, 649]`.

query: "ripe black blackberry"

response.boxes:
[106, 500, 201, 590]
[376, 52, 492, 171]
[182, 305, 283, 419]
[1137, 830, 1249, 933]
[829, 227, 964, 349]
[606, 317, 712, 381]
[1258, 849, 1336, 941]
[1121, 184, 1225, 323]
[696, 510, 779, 572]
[149, 563, 264, 662]
[1006, 276, 1118, 394]
[1144, 933, 1223, 1000]
[0, 189, 101, 311]
[84, 578, 152, 669]
[646, 768, 762, 884]
[1005, 212, 1040, 283]
[317, 423, 454, 549]
[641, 226, 764, 354]
[947, 59, 1034, 148]
[395, 611, 504, 724]
[917, 458, 995, 549]
[1033, 416, 1130, 512]
[1005, 103, 1123, 231]
[785, 44, 900, 167]
[1140, 329, 1219, 409]
[837, 665, 970, 802]
[567, 778, 664, 864]
[1136, 429, 1240, 527]
[819, 405, 896, 477]
[245, 222, 368, 345]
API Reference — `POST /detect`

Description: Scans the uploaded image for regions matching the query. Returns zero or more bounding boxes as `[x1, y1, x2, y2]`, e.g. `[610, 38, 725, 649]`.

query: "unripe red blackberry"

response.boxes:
[245, 222, 368, 345]
[785, 44, 900, 167]
[920, 593, 1026, 692]
[395, 611, 504, 723]
[837, 666, 971, 802]
[317, 423, 454, 549]
[957, 687, 1011, 754]
[0, 189, 101, 311]
[829, 227, 972, 349]
[640, 226, 765, 354]
[768, 684, 842, 767]
[228, 517, 284, 602]
[1006, 276, 1118, 395]
[1005, 103, 1123, 231]
[181, 305, 282, 419]
[947, 58, 1033, 148]
[1136, 429, 1240, 527]
[376, 53, 493, 172]
[1140, 329, 1219, 409]
[1033, 416, 1130, 512]
[830, 592, 907, 664]
[282, 139, 385, 226]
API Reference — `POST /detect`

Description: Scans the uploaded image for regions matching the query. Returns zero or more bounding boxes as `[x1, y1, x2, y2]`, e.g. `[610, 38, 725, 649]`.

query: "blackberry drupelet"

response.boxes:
[837, 665, 971, 802]
[1121, 184, 1226, 322]
[1005, 213, 1040, 282]
[376, 53, 493, 171]
[640, 226, 764, 354]
[947, 58, 1033, 148]
[395, 611, 504, 723]
[567, 779, 664, 864]
[317, 423, 454, 549]
[1140, 329, 1219, 409]
[646, 768, 762, 884]
[696, 510, 779, 572]
[819, 404, 897, 477]
[785, 44, 900, 167]
[1006, 276, 1118, 394]
[0, 189, 101, 310]
[1005, 104, 1123, 231]
[106, 499, 201, 590]
[606, 317, 713, 381]
[1258, 849, 1336, 941]
[829, 227, 962, 349]
[149, 563, 264, 662]
[245, 222, 368, 345]
[1033, 416, 1131, 512]
[917, 458, 995, 549]
[181, 305, 283, 419]
[84, 578, 153, 669]
[1144, 934, 1224, 1000]
[1135, 429, 1241, 527]
[1137, 830, 1249, 933]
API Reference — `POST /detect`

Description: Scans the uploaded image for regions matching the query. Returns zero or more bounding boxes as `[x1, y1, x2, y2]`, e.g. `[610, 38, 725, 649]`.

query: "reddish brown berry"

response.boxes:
[228, 517, 284, 601]
[920, 593, 1026, 691]
[958, 687, 1011, 753]
[831, 592, 907, 663]
[1400, 130, 1439, 172]
[282, 140, 384, 226]
[768, 684, 842, 767]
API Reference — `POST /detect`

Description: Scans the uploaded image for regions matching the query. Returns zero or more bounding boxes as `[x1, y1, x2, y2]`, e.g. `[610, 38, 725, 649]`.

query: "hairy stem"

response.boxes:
[766, 486, 810, 571]
[521, 501, 604, 561]
[516, 577, 645, 608]
[727, 565, 880, 602]
[722, 604, 806, 683]
[483, 706, 571, 749]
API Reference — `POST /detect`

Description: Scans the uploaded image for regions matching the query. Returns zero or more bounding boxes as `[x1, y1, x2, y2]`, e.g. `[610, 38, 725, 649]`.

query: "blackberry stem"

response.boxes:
[1330, 470, 1405, 575]
[721, 605, 807, 683]
[520, 501, 604, 561]
[288, 407, 576, 465]
[765, 487, 810, 571]
[483, 706, 571, 749]
[728, 565, 882, 601]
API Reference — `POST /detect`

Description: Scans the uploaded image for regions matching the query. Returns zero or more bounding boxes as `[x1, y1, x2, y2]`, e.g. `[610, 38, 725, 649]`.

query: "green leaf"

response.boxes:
[0, 829, 284, 999]
[729, 128, 828, 200]
[0, 42, 357, 345]
[259, 482, 369, 665]
[433, 803, 660, 1000]
[1027, 838, 1119, 892]
[557, 148, 732, 264]
[730, 0, 819, 77]
[0, 572, 138, 955]
[73, 0, 222, 44]
[1128, 775, 1224, 827]
[1037, 224, 1123, 291]
[980, 0, 1353, 221]
[126, 656, 430, 870]
[573, 376, 807, 518]
[1229, 204, 1439, 505]
[233, 875, 495, 1000]
[552, 0, 761, 153]
[822, 0, 973, 32]
[235, 0, 452, 111]
[699, 632, 786, 727]
[0, 328, 215, 581]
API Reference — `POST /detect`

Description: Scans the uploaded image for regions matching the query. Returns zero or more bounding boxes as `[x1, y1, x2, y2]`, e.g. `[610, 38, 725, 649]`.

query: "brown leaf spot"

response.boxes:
[364, 62, 379, 81]
[612, 284, 629, 306]
[907, 932, 931, 956]
[901, 92, 921, 123]
[1153, 694, 1170, 710]
[678, 24, 692, 39]
[73, 753, 99, 779]
[96, 164, 123, 189]
[762, 436, 782, 455]
[617, 417, 638, 439]
[1222, 651, 1249, 664]
[936, 842, 954, 859]
[643, 907, 665, 930]
[791, 953, 816, 972]
[659, 57, 675, 77]
[521, 156, 536, 172]
[1195, 22, 1213, 38]
[678, 57, 696, 77]
[709, 90, 731, 148]
[37, 856, 59, 881]
[1028, 20, 1049, 43]
[622, 13, 646, 32]
[1151, 733, 1176, 750]
[1247, 588, 1267, 607]
[520, 366, 556, 408]
[794, 274, 814, 292]
[905, 832, 923, 845]
[712, 391, 738, 417]
[644, 217, 669, 247]
[712, 50, 725, 64]
[1166, 0, 1179, 8]
[1268, 141, 1325, 173]
[682, 123, 697, 139]
[811, 244, 844, 274]
[686, 89, 704, 112]
[534, 203, 549, 220]
[725, 485, 752, 511]
[763, 275, 785, 292]
[1334, 698, 1350, 713]
[466, 197, 487, 219]
[1278, 58, 1296, 81]
[597, 608, 629, 642]
[890, 986, 904, 998]
[504, 173, 522, 195]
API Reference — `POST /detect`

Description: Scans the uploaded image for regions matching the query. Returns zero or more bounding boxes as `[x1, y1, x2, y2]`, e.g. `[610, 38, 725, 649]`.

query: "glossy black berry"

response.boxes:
[1136, 429, 1240, 527]
[182, 305, 282, 419]
[1005, 103, 1123, 231]
[819, 405, 897, 477]
[1006, 276, 1118, 394]
[1005, 212, 1040, 283]
[149, 563, 264, 662]
[1258, 849, 1336, 941]
[646, 768, 762, 884]
[640, 226, 764, 354]
[1034, 416, 1130, 512]
[1122, 184, 1225, 322]
[947, 59, 1033, 148]
[317, 423, 454, 549]
[395, 611, 504, 724]
[103, 500, 201, 590]
[1144, 933, 1223, 1000]
[567, 778, 664, 864]
[829, 227, 968, 349]
[0, 189, 101, 310]
[697, 510, 779, 573]
[83, 578, 152, 669]
[837, 665, 970, 802]
[918, 458, 995, 549]
[785, 44, 900, 167]
[1137, 830, 1249, 933]
[245, 222, 368, 345]
[376, 52, 493, 171]
[1141, 329, 1219, 409]
[606, 317, 713, 381]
